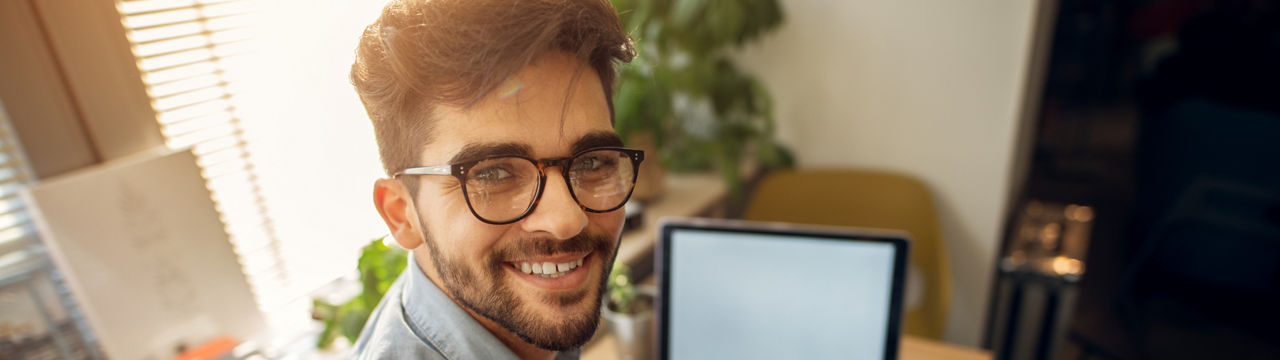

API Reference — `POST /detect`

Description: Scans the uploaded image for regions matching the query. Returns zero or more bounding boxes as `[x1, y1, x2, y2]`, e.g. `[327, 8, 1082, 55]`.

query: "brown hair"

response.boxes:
[351, 0, 635, 184]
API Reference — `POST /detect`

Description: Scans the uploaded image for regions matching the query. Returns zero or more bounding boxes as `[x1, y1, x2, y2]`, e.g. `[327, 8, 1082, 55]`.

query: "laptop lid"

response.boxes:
[657, 218, 910, 360]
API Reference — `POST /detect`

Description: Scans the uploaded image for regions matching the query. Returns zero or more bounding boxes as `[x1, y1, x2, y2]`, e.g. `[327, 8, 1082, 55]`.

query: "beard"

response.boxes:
[420, 224, 618, 351]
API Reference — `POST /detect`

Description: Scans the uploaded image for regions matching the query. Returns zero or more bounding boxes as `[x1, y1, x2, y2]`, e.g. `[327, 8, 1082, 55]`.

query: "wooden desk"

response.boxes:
[582, 333, 991, 360]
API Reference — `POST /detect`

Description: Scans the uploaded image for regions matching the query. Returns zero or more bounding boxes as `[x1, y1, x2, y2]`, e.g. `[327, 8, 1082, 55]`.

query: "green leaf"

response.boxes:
[316, 315, 339, 349]
[312, 299, 338, 321]
[607, 0, 792, 190]
[607, 263, 637, 314]
[338, 298, 373, 343]
[312, 237, 407, 349]
[668, 0, 704, 29]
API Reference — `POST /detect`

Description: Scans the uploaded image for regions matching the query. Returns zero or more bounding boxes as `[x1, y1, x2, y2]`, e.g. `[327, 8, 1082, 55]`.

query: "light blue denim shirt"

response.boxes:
[351, 253, 580, 360]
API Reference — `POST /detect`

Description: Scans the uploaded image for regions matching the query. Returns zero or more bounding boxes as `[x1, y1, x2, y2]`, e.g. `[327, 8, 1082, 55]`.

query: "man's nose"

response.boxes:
[520, 170, 587, 239]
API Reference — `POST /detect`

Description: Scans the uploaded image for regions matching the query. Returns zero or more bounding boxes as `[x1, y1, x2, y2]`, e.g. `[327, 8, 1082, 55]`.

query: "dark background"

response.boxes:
[1012, 0, 1280, 358]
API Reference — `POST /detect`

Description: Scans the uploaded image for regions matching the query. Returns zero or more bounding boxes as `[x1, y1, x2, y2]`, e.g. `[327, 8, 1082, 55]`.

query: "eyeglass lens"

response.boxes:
[463, 149, 636, 223]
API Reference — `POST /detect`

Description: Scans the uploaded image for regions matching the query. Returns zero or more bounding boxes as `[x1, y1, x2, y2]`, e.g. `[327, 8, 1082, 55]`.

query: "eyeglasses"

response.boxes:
[394, 147, 644, 224]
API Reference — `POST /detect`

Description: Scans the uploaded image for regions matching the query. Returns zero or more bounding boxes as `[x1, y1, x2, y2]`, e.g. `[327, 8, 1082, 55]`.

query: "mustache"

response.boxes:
[490, 232, 615, 261]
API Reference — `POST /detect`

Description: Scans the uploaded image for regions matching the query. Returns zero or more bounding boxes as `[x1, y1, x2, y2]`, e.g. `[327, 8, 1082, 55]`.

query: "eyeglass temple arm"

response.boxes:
[398, 165, 452, 176]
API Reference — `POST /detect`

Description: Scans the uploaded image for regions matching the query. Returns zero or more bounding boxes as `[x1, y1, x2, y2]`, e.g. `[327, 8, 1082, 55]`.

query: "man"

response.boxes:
[348, 0, 638, 359]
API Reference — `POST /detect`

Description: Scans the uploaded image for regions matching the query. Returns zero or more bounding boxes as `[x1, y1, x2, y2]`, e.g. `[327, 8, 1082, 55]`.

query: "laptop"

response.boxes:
[656, 218, 910, 360]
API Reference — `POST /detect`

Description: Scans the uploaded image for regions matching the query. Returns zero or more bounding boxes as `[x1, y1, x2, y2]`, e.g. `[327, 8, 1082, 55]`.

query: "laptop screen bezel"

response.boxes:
[656, 218, 911, 360]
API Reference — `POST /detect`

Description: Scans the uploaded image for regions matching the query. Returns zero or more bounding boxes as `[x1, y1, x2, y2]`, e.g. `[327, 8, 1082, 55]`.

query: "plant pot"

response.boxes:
[602, 285, 656, 360]
[627, 133, 665, 203]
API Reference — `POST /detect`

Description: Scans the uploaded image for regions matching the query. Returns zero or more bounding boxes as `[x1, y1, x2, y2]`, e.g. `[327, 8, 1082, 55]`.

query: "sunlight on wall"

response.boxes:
[232, 0, 390, 319]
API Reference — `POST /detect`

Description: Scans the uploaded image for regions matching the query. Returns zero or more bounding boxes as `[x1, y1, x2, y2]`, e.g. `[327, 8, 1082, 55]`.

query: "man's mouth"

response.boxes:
[507, 253, 589, 279]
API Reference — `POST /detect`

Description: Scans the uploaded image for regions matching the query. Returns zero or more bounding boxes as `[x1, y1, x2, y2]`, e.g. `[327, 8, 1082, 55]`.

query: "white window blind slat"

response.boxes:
[0, 168, 23, 184]
[135, 35, 217, 58]
[0, 212, 31, 230]
[160, 111, 233, 135]
[149, 73, 224, 96]
[118, 0, 242, 16]
[0, 198, 26, 215]
[0, 180, 27, 197]
[0, 227, 36, 250]
[154, 87, 229, 111]
[144, 62, 221, 86]
[158, 100, 234, 125]
[194, 145, 247, 166]
[139, 48, 218, 72]
[121, 2, 248, 30]
[190, 136, 242, 157]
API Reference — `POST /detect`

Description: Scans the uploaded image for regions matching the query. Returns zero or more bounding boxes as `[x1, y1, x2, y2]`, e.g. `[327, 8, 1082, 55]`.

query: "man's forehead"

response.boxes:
[418, 52, 613, 164]
[422, 105, 616, 163]
[446, 131, 624, 163]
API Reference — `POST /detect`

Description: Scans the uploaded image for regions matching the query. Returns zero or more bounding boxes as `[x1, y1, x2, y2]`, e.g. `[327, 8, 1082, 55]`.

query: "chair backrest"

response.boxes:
[744, 169, 951, 340]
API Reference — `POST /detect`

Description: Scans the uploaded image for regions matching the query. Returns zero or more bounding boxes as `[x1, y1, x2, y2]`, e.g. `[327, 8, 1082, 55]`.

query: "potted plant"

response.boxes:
[610, 0, 794, 201]
[602, 263, 656, 360]
[311, 237, 407, 349]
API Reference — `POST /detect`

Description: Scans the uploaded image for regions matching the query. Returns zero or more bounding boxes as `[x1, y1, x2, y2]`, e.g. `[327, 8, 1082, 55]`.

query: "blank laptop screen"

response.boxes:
[664, 227, 901, 360]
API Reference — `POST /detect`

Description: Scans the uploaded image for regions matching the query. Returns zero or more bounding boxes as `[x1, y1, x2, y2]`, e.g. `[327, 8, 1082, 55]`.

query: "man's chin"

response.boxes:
[494, 255, 609, 350]
[496, 280, 603, 350]
[516, 282, 598, 314]
[443, 232, 618, 351]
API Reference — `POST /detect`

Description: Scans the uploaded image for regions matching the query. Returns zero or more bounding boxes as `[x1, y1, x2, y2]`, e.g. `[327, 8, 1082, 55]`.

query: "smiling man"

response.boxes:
[348, 1, 637, 359]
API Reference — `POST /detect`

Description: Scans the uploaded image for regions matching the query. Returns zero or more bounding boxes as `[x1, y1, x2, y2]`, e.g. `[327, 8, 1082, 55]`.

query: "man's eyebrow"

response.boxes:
[570, 131, 625, 155]
[448, 142, 533, 164]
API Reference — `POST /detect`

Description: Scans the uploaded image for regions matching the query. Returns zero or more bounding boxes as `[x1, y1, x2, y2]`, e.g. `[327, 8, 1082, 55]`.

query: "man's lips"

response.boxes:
[504, 252, 595, 291]
[505, 252, 590, 276]
[505, 252, 591, 265]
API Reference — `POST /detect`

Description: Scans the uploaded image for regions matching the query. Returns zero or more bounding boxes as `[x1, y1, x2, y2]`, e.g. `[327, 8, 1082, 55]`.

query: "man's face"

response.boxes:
[410, 52, 625, 350]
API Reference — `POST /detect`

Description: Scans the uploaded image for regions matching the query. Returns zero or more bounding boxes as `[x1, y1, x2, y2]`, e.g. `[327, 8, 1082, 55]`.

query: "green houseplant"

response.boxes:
[605, 263, 649, 315]
[610, 0, 794, 199]
[311, 237, 407, 349]
[603, 263, 656, 359]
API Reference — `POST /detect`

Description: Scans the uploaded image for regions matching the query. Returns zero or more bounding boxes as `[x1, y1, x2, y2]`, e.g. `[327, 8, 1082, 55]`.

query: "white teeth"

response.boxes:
[514, 256, 587, 278]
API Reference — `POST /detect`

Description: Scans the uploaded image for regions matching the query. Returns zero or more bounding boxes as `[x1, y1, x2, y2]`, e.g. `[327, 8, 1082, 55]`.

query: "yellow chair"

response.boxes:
[744, 169, 952, 340]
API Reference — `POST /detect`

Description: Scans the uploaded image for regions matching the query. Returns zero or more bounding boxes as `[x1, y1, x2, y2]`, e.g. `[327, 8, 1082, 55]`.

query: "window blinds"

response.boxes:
[0, 102, 40, 272]
[0, 104, 101, 358]
[116, 0, 296, 312]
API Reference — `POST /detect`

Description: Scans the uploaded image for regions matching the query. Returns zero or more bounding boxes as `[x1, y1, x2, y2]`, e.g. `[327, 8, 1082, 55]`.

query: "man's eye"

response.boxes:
[472, 166, 513, 182]
[573, 154, 617, 172]
[573, 158, 599, 171]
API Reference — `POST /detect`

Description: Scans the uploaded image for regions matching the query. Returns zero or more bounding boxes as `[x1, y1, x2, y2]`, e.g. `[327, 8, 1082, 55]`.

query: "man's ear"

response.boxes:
[373, 178, 424, 250]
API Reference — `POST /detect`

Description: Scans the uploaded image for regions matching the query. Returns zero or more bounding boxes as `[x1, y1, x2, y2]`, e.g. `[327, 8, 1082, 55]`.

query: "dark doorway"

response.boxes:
[1006, 0, 1280, 359]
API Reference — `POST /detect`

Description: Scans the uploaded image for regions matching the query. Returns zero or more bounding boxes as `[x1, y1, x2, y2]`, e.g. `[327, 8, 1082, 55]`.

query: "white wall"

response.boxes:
[736, 0, 1039, 346]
